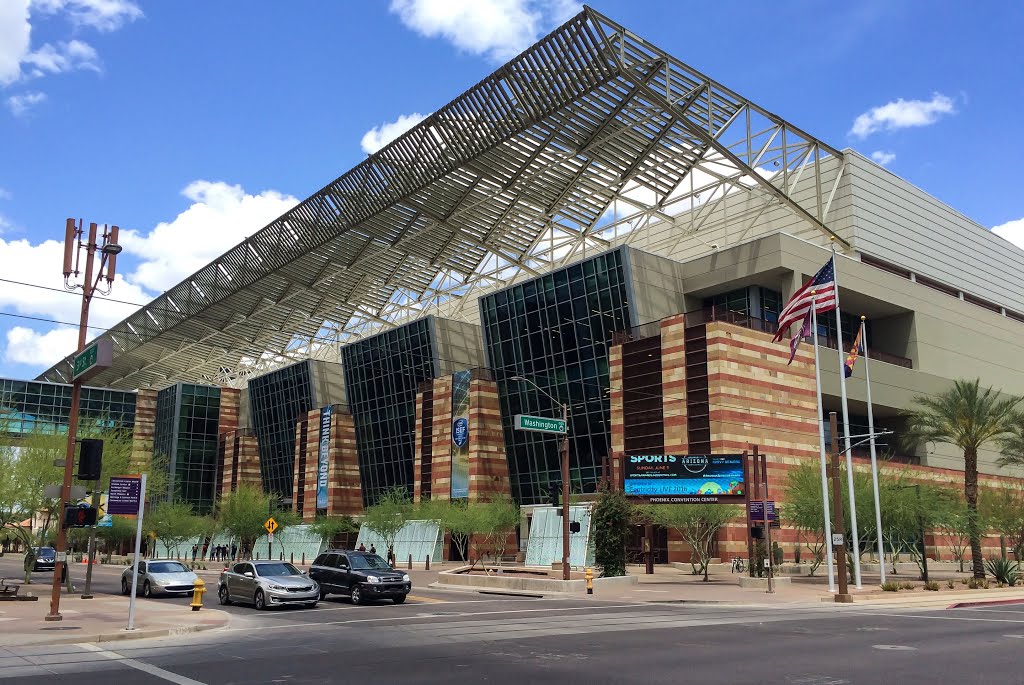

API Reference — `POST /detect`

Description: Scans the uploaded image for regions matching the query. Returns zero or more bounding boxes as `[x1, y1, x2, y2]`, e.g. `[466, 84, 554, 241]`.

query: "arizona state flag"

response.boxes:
[844, 326, 864, 378]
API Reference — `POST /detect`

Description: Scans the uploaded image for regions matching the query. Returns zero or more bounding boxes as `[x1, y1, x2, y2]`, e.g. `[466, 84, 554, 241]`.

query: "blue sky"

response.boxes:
[0, 0, 1021, 381]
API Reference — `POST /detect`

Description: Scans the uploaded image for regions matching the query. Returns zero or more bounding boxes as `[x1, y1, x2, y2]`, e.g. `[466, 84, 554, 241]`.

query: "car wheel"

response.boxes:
[319, 588, 328, 600]
[350, 585, 363, 606]
[218, 585, 232, 606]
[254, 589, 266, 610]
[142, 581, 153, 598]
[393, 594, 407, 605]
[305, 601, 318, 609]
[121, 578, 129, 595]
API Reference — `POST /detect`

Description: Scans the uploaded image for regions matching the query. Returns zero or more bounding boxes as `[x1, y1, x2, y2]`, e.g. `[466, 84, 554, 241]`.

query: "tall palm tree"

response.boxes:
[902, 379, 1021, 579]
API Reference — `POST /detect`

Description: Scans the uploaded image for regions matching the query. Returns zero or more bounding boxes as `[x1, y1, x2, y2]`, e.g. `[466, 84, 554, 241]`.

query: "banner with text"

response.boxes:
[450, 369, 471, 499]
[316, 405, 332, 510]
[624, 454, 745, 503]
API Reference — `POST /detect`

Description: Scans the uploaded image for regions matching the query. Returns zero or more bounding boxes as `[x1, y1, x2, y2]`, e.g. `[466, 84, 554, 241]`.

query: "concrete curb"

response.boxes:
[13, 619, 228, 648]
[947, 597, 1024, 609]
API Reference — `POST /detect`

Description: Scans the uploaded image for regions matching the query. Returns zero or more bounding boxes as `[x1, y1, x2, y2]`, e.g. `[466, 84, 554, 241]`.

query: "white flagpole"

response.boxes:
[811, 297, 836, 593]
[831, 242, 862, 588]
[862, 317, 886, 585]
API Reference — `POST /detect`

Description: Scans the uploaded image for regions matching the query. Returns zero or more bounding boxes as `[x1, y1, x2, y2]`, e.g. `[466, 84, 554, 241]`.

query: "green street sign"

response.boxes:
[514, 414, 566, 434]
[72, 339, 113, 381]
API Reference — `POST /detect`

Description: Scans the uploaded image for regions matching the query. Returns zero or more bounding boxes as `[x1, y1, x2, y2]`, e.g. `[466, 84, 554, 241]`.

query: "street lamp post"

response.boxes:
[511, 375, 571, 581]
[46, 220, 120, 622]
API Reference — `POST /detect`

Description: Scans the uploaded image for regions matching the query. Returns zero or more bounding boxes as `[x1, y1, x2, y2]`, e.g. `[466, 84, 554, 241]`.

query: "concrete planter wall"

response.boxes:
[437, 568, 638, 594]
[737, 575, 792, 588]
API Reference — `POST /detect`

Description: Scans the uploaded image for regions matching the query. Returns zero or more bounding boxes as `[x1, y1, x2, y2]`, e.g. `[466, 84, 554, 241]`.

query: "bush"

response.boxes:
[985, 557, 1019, 586]
[899, 581, 916, 590]
[591, 483, 631, 578]
[924, 580, 940, 591]
[947, 579, 956, 589]
[881, 580, 900, 592]
[967, 577, 991, 589]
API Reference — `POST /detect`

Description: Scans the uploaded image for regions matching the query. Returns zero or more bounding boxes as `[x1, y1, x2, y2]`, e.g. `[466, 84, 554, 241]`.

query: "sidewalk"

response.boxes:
[0, 593, 230, 647]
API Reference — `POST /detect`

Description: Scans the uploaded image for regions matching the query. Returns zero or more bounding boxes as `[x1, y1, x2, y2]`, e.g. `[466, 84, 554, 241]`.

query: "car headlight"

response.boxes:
[268, 584, 288, 591]
[366, 576, 381, 584]
[402, 574, 411, 582]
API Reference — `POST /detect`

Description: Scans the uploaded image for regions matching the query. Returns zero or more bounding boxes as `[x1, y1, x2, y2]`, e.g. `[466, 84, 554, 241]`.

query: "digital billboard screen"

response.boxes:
[624, 454, 745, 503]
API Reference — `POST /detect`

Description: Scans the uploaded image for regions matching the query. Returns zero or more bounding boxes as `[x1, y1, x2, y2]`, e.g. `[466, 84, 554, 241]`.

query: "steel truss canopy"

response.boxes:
[39, 6, 845, 390]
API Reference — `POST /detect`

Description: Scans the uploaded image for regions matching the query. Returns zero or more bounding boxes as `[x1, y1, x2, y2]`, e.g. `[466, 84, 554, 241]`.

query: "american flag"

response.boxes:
[772, 257, 837, 345]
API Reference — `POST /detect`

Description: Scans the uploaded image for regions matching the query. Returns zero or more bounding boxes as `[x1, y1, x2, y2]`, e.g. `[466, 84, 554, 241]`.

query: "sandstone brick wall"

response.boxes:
[130, 388, 157, 474]
[292, 408, 362, 518]
[218, 388, 241, 434]
[467, 377, 510, 502]
[660, 314, 687, 453]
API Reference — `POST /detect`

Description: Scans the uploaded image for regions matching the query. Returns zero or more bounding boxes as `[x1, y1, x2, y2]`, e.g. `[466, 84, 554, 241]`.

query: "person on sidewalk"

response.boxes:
[369, 544, 377, 555]
[231, 543, 238, 560]
[192, 545, 198, 563]
[358, 543, 366, 552]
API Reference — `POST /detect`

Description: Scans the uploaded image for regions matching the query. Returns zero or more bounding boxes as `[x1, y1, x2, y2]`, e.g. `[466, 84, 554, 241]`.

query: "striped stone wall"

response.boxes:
[219, 429, 261, 494]
[609, 343, 624, 460]
[467, 376, 510, 502]
[218, 388, 241, 434]
[661, 315, 687, 453]
[292, 407, 362, 519]
[130, 388, 157, 473]
[427, 377, 454, 501]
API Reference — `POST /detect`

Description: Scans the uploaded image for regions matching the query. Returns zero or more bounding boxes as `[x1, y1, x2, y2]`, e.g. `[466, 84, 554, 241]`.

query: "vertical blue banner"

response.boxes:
[317, 405, 332, 510]
[450, 370, 470, 499]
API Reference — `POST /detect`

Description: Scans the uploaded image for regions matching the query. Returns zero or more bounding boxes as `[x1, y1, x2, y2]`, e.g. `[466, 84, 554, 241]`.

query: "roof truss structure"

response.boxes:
[39, 7, 845, 390]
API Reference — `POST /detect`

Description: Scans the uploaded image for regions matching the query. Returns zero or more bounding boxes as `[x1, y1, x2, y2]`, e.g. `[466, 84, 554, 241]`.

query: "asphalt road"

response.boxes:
[6, 555, 1024, 684]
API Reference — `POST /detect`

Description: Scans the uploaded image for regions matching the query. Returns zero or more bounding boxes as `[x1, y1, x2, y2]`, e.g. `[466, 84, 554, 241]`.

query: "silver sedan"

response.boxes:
[218, 560, 319, 610]
[121, 560, 198, 597]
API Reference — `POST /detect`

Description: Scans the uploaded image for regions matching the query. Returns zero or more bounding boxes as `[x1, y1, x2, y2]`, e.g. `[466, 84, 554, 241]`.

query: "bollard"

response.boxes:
[279, 552, 283, 561]
[425, 555, 430, 571]
[290, 553, 294, 564]
[585, 567, 594, 595]
[190, 578, 206, 611]
[302, 552, 305, 565]
[408, 554, 412, 570]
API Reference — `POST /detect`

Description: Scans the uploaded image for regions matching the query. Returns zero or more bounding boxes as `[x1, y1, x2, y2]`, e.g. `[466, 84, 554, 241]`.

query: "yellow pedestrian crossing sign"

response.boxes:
[264, 517, 278, 535]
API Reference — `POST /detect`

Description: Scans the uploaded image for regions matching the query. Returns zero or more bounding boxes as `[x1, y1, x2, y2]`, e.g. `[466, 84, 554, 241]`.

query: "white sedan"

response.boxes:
[121, 559, 199, 597]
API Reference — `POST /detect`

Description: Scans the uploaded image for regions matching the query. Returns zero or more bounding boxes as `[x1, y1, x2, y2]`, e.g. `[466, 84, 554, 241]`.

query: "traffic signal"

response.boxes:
[569, 520, 581, 534]
[750, 525, 765, 540]
[547, 481, 561, 508]
[77, 438, 103, 481]
[64, 504, 97, 528]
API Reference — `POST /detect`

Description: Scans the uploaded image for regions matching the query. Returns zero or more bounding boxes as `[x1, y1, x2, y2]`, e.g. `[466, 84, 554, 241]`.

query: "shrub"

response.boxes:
[967, 577, 991, 589]
[947, 579, 956, 589]
[899, 581, 916, 590]
[924, 580, 940, 591]
[881, 581, 900, 592]
[985, 557, 1019, 587]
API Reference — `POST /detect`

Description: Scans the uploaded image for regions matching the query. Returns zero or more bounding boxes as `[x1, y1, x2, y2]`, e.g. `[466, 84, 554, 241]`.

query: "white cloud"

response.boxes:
[388, 0, 581, 62]
[0, 0, 31, 86]
[31, 0, 143, 32]
[121, 180, 300, 292]
[850, 93, 956, 138]
[360, 112, 428, 154]
[22, 39, 100, 79]
[992, 217, 1024, 251]
[5, 326, 78, 365]
[870, 150, 896, 166]
[6, 90, 46, 116]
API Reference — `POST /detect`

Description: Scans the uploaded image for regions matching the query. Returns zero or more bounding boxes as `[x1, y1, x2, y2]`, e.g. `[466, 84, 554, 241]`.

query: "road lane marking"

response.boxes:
[853, 611, 1024, 623]
[77, 643, 208, 685]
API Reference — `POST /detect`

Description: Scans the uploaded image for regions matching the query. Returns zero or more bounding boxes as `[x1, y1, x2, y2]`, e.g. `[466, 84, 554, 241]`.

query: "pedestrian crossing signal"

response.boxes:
[64, 504, 97, 528]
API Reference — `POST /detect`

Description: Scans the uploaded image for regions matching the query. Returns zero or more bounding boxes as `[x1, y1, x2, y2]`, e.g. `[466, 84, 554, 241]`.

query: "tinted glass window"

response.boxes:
[349, 554, 392, 570]
[232, 563, 248, 574]
[255, 563, 300, 576]
[312, 554, 327, 566]
[149, 561, 189, 573]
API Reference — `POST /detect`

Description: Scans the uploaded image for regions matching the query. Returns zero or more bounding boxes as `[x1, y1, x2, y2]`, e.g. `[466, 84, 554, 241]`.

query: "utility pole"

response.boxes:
[561, 402, 571, 581]
[830, 412, 851, 602]
[47, 219, 121, 621]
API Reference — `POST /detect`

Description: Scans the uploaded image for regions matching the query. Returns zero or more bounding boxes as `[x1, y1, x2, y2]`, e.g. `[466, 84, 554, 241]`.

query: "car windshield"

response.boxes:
[255, 563, 301, 577]
[36, 547, 55, 558]
[148, 562, 189, 574]
[350, 554, 392, 570]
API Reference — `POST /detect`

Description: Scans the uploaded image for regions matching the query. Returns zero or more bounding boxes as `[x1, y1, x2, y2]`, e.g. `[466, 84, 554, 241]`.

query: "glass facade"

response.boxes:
[342, 318, 436, 507]
[480, 249, 632, 505]
[0, 378, 135, 436]
[705, 286, 783, 323]
[249, 360, 318, 498]
[153, 384, 221, 514]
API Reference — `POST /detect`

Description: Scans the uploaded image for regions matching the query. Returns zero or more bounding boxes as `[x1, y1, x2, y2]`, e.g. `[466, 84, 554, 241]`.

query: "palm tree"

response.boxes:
[902, 379, 1021, 579]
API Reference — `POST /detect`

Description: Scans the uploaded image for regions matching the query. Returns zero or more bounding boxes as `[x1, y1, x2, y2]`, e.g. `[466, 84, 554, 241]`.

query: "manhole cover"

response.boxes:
[40, 626, 82, 631]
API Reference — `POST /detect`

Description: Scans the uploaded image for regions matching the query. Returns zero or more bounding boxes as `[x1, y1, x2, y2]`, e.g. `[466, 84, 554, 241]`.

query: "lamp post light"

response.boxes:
[46, 220, 120, 622]
[510, 375, 571, 581]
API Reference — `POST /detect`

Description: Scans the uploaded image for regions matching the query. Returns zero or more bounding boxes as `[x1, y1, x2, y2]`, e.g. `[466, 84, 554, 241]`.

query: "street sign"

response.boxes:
[44, 484, 86, 500]
[832, 533, 845, 546]
[108, 476, 142, 515]
[749, 500, 778, 521]
[514, 414, 566, 434]
[56, 552, 67, 563]
[264, 517, 278, 535]
[72, 338, 113, 382]
[268, 532, 274, 543]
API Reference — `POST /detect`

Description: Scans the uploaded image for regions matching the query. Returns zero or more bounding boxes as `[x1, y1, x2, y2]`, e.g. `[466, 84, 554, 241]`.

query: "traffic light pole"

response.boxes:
[561, 403, 570, 581]
[46, 222, 96, 621]
[81, 486, 101, 599]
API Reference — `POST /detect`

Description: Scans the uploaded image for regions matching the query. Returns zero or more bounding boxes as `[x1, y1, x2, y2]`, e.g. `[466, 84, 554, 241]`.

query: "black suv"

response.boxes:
[309, 550, 411, 605]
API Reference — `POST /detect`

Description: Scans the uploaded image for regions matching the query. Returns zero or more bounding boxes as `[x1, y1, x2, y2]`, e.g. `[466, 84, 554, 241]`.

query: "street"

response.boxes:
[4, 557, 1024, 683]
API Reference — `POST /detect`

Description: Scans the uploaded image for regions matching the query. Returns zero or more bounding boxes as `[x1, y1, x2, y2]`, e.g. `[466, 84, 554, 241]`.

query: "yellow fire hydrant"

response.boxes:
[585, 567, 594, 595]
[190, 578, 206, 611]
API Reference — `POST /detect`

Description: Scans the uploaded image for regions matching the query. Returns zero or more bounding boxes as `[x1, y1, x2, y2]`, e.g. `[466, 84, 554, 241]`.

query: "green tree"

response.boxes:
[149, 501, 202, 557]
[902, 379, 1021, 578]
[783, 461, 830, 576]
[217, 484, 274, 558]
[363, 487, 411, 564]
[638, 503, 741, 581]
[936, 498, 976, 573]
[480, 497, 520, 566]
[590, 483, 631, 578]
[982, 485, 1024, 562]
[97, 516, 137, 562]
[308, 515, 358, 548]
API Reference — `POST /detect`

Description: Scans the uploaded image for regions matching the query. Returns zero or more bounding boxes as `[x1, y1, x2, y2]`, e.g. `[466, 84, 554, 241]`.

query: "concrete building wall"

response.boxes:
[624, 247, 688, 327]
[433, 318, 484, 376]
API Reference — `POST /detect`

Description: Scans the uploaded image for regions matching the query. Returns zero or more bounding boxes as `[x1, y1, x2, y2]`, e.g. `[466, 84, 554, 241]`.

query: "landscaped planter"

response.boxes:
[436, 566, 638, 594]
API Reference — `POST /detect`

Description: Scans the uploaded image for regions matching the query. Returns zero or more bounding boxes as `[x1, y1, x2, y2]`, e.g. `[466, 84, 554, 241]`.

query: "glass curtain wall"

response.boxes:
[249, 361, 316, 498]
[0, 378, 135, 436]
[480, 249, 631, 505]
[153, 384, 221, 514]
[342, 319, 436, 507]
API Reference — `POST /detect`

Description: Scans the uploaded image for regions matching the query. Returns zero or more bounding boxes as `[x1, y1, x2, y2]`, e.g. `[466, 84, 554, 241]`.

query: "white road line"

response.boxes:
[853, 611, 1024, 624]
[77, 643, 208, 685]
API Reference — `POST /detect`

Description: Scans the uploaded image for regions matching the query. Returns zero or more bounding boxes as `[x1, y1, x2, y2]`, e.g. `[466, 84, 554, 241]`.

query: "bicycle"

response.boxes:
[730, 557, 746, 574]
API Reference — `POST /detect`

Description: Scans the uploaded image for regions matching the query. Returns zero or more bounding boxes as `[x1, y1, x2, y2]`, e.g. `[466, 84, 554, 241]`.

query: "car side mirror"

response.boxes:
[244, 571, 254, 578]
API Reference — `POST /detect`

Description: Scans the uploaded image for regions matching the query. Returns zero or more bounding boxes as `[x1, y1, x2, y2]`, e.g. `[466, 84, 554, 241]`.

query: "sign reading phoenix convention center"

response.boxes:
[624, 454, 745, 503]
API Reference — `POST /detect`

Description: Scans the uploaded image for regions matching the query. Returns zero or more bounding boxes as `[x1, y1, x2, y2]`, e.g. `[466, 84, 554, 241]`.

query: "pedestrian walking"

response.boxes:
[231, 543, 238, 560]
[192, 544, 198, 562]
[369, 544, 377, 555]
[358, 543, 366, 552]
